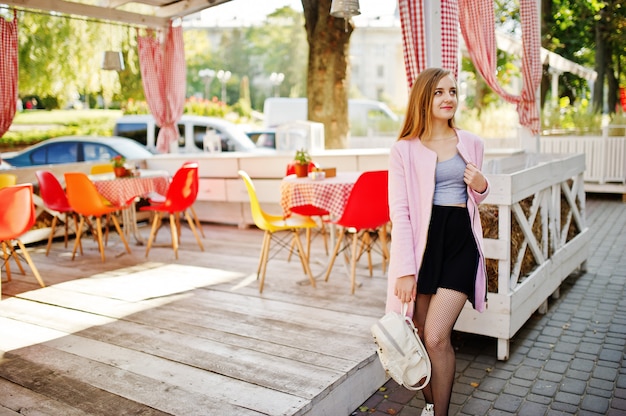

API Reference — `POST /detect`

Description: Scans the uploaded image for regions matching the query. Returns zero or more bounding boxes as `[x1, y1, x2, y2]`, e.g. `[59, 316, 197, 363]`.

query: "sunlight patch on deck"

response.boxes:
[53, 263, 245, 301]
[0, 264, 247, 354]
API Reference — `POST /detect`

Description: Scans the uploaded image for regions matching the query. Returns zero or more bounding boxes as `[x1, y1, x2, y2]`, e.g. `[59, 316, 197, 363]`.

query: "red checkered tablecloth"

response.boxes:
[91, 170, 169, 206]
[280, 172, 362, 219]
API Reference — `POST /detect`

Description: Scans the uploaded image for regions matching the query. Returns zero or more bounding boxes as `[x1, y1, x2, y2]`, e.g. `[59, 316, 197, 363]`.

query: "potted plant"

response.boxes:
[111, 155, 128, 178]
[293, 148, 311, 178]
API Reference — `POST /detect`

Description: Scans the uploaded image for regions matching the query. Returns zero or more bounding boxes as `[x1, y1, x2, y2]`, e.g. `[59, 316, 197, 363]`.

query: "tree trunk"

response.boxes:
[592, 9, 608, 113]
[302, 0, 353, 149]
[606, 53, 619, 114]
[539, 0, 552, 109]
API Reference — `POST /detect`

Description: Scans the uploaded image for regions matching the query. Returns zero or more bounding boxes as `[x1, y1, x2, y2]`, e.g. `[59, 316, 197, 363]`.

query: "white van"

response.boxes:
[113, 114, 268, 154]
[262, 97, 399, 135]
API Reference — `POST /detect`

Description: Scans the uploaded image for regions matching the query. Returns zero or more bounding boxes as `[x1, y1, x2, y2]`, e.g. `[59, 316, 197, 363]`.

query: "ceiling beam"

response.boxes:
[155, 0, 231, 19]
[3, 0, 170, 28]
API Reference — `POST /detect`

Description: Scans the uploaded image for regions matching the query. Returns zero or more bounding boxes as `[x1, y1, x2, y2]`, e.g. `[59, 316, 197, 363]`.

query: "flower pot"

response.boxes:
[113, 167, 128, 178]
[294, 163, 309, 178]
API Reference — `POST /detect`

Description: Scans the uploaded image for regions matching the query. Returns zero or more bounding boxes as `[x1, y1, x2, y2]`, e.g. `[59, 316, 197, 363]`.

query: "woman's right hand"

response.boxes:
[394, 275, 416, 303]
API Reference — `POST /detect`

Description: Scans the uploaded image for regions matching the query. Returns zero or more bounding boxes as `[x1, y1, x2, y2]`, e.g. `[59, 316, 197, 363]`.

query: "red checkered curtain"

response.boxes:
[0, 10, 18, 139]
[459, 0, 542, 134]
[440, 1, 459, 80]
[138, 21, 186, 153]
[398, 0, 459, 89]
[399, 0, 426, 89]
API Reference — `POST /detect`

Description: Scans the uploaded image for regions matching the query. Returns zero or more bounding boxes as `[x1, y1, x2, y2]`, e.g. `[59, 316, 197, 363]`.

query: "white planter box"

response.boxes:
[455, 152, 590, 360]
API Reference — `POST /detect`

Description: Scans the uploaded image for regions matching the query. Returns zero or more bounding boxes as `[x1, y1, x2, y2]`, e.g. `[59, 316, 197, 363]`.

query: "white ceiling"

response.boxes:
[2, 0, 232, 28]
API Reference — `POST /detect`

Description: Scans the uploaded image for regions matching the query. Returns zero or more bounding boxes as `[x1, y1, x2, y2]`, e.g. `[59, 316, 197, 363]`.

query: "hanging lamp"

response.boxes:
[330, 0, 360, 32]
[101, 51, 125, 71]
[330, 0, 361, 19]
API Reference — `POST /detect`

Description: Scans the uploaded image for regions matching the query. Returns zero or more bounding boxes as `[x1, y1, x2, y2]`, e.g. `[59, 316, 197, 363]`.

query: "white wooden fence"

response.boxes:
[455, 153, 590, 360]
[540, 125, 626, 185]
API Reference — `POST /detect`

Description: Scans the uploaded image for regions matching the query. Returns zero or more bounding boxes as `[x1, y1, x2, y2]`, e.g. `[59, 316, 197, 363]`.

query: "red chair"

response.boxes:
[285, 160, 330, 257]
[146, 161, 205, 239]
[181, 161, 205, 238]
[64, 172, 132, 262]
[35, 170, 83, 256]
[140, 163, 204, 259]
[0, 184, 46, 292]
[323, 170, 390, 294]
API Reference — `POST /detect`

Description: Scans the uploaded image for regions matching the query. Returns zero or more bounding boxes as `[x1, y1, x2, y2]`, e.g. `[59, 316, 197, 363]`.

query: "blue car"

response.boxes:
[3, 136, 154, 167]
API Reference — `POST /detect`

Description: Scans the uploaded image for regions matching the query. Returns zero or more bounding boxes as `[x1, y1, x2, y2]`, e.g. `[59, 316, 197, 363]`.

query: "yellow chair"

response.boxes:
[90, 163, 114, 175]
[0, 173, 17, 189]
[238, 170, 318, 293]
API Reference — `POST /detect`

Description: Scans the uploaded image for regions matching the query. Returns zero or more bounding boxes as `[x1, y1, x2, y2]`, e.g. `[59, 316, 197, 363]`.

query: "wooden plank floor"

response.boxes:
[0, 220, 388, 416]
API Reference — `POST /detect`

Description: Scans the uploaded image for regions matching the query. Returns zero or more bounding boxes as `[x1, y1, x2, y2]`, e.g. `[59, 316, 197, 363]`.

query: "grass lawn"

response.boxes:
[2, 109, 123, 151]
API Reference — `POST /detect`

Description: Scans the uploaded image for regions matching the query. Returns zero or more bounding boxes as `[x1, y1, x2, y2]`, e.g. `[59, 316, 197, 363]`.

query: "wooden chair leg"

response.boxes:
[63, 212, 70, 248]
[110, 214, 131, 255]
[144, 212, 161, 258]
[189, 206, 205, 238]
[184, 211, 204, 251]
[45, 215, 59, 256]
[95, 217, 106, 262]
[258, 231, 272, 293]
[8, 243, 26, 275]
[73, 214, 84, 255]
[324, 229, 344, 282]
[16, 239, 45, 288]
[71, 217, 86, 260]
[169, 213, 178, 259]
[349, 233, 359, 294]
[292, 230, 315, 288]
[1, 241, 13, 281]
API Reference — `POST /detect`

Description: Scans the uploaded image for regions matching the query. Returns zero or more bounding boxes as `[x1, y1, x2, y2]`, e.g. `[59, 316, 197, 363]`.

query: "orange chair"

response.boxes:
[140, 163, 204, 259]
[0, 184, 45, 292]
[64, 172, 131, 262]
[35, 170, 84, 256]
[323, 170, 390, 294]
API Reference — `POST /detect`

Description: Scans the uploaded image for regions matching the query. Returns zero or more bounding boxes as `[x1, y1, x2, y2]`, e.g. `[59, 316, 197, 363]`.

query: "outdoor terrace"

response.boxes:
[0, 194, 622, 415]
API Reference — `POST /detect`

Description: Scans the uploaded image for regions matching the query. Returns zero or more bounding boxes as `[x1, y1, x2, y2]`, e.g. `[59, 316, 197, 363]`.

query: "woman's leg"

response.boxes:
[414, 294, 433, 404]
[423, 288, 468, 416]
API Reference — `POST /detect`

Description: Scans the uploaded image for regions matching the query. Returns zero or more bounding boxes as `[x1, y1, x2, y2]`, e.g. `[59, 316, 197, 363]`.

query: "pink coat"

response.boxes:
[386, 129, 490, 316]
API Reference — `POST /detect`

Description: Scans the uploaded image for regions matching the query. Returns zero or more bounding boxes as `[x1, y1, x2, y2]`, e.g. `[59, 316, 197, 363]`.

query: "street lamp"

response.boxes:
[270, 72, 285, 97]
[198, 68, 215, 99]
[216, 69, 231, 103]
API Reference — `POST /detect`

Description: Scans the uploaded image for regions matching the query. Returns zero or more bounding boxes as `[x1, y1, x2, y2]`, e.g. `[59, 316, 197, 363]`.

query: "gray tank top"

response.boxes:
[433, 153, 467, 205]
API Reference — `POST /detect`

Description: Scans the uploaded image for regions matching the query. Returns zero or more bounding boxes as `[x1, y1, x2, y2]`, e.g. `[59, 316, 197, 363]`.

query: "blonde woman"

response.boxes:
[386, 68, 490, 416]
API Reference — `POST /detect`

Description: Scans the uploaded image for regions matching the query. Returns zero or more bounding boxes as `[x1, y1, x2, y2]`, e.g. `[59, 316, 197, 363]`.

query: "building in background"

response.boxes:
[183, 7, 408, 111]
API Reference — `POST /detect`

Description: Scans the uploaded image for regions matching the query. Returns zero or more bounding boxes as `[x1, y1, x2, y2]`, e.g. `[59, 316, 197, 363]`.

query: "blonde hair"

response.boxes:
[398, 68, 457, 141]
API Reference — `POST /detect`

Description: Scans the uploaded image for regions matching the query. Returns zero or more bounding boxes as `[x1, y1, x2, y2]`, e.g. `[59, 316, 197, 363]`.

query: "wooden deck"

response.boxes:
[0, 221, 388, 416]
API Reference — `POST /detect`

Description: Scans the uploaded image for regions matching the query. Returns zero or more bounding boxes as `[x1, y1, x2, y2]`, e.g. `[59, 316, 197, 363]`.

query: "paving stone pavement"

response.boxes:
[352, 195, 626, 416]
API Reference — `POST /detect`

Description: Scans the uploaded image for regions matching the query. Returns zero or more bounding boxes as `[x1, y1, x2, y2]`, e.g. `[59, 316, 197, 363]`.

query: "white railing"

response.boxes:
[539, 126, 626, 185]
[455, 153, 590, 360]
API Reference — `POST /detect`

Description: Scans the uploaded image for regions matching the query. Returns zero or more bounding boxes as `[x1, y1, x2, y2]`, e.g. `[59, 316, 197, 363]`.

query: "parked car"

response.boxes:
[2, 136, 153, 167]
[245, 128, 276, 149]
[113, 114, 271, 154]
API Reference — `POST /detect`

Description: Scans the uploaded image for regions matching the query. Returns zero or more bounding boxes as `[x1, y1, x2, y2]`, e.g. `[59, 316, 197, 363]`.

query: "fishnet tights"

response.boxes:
[413, 288, 468, 416]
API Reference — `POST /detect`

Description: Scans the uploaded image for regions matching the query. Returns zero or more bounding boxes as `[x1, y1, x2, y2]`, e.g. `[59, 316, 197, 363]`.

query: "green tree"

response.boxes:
[541, 0, 625, 114]
[184, 28, 217, 99]
[246, 7, 307, 108]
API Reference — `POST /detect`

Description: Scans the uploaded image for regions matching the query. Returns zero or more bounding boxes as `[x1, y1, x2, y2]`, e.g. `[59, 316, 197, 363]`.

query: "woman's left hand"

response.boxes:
[464, 163, 487, 193]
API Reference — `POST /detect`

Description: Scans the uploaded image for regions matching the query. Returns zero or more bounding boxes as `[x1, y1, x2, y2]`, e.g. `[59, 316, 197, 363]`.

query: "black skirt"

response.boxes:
[417, 205, 478, 300]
